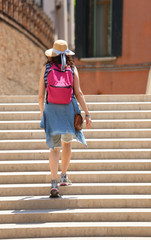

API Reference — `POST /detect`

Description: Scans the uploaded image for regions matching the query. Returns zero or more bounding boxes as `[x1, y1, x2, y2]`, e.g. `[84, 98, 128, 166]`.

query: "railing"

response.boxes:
[0, 0, 54, 48]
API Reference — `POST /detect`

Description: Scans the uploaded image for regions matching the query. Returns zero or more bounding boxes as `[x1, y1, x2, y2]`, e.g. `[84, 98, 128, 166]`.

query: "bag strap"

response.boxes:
[71, 66, 74, 79]
[44, 63, 52, 104]
[44, 63, 51, 88]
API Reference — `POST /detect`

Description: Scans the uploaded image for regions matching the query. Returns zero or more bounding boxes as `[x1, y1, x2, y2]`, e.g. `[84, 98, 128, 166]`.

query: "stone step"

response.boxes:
[1, 159, 151, 172]
[0, 149, 151, 160]
[0, 96, 38, 103]
[1, 170, 151, 184]
[0, 94, 151, 103]
[0, 103, 40, 111]
[1, 119, 151, 130]
[0, 222, 151, 238]
[1, 110, 151, 120]
[1, 138, 151, 150]
[84, 95, 151, 102]
[0, 120, 41, 130]
[1, 183, 151, 196]
[0, 129, 45, 139]
[1, 102, 151, 111]
[5, 238, 151, 240]
[1, 194, 151, 210]
[83, 102, 151, 111]
[1, 129, 151, 140]
[1, 208, 151, 224]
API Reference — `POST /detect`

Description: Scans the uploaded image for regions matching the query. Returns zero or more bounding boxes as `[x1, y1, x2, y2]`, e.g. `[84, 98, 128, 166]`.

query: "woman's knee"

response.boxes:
[62, 141, 72, 150]
[50, 148, 61, 153]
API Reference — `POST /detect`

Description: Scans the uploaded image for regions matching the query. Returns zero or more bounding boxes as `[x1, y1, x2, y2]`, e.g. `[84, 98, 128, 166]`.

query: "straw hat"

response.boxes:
[45, 39, 75, 57]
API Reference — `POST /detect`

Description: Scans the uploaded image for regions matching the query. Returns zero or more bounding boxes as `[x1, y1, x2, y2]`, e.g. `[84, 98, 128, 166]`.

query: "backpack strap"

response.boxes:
[71, 66, 74, 80]
[44, 62, 52, 104]
[44, 63, 51, 88]
[71, 66, 75, 96]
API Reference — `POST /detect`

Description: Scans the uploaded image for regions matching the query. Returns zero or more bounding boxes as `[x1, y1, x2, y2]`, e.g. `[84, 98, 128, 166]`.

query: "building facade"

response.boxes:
[75, 0, 151, 94]
[35, 0, 75, 50]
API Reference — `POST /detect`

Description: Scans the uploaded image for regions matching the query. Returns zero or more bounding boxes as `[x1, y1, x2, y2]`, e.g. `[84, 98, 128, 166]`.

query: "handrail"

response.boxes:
[0, 0, 54, 49]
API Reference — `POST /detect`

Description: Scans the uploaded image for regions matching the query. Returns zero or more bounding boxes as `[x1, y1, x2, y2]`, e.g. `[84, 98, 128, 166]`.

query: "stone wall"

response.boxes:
[0, 20, 47, 95]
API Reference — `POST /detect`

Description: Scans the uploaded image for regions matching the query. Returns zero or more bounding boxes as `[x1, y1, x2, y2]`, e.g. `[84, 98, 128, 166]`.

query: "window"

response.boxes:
[75, 0, 123, 59]
[89, 0, 112, 57]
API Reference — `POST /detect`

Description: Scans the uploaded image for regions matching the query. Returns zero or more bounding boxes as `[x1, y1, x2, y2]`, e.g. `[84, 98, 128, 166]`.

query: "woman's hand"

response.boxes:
[85, 116, 92, 129]
[40, 111, 44, 118]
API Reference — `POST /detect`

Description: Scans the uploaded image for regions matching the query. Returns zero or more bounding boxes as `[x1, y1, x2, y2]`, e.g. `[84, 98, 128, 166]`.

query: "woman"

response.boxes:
[39, 40, 92, 198]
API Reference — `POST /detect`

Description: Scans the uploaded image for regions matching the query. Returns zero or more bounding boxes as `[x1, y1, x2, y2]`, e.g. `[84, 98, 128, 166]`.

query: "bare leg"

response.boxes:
[61, 141, 72, 174]
[49, 148, 60, 180]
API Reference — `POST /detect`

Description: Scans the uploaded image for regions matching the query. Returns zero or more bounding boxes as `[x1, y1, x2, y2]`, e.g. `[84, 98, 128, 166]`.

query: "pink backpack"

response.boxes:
[46, 63, 74, 104]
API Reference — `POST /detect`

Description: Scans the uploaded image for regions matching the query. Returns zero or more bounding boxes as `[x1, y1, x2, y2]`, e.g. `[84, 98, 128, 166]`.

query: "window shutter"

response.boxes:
[75, 0, 90, 58]
[111, 0, 123, 56]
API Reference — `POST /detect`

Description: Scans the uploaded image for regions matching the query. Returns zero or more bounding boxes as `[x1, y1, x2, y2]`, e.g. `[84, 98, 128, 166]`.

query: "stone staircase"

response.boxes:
[0, 95, 151, 239]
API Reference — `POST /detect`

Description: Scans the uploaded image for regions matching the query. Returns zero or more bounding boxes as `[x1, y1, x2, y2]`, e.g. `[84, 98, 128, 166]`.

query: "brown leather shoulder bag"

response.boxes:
[72, 100, 83, 131]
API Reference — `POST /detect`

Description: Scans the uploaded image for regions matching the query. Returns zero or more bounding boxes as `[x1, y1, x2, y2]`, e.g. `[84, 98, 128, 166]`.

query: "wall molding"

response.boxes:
[77, 62, 151, 72]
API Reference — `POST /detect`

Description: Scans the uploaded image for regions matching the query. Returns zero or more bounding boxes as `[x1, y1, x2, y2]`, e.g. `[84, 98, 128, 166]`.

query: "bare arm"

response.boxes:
[73, 66, 92, 129]
[38, 66, 46, 118]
